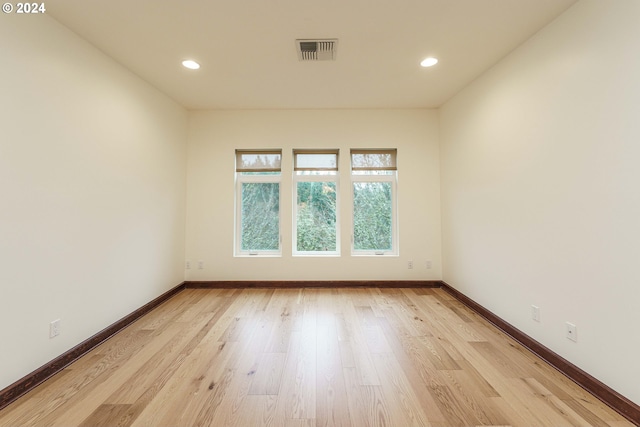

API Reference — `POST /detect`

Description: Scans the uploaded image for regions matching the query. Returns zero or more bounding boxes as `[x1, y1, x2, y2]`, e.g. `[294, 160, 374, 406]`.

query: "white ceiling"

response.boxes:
[47, 0, 577, 110]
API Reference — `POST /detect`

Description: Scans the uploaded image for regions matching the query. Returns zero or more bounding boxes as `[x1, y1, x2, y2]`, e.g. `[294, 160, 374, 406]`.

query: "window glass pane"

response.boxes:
[241, 182, 280, 251]
[351, 170, 393, 176]
[296, 181, 337, 252]
[296, 170, 337, 176]
[241, 171, 281, 176]
[353, 182, 392, 251]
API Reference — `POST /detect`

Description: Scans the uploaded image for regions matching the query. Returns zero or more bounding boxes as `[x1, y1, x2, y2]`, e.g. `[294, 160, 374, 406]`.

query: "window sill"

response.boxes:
[235, 253, 282, 258]
[351, 252, 398, 257]
[292, 252, 341, 257]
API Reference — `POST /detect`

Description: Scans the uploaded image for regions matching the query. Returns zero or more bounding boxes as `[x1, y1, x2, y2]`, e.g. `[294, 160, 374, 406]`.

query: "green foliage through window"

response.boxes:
[241, 182, 280, 251]
[353, 182, 392, 251]
[296, 181, 337, 252]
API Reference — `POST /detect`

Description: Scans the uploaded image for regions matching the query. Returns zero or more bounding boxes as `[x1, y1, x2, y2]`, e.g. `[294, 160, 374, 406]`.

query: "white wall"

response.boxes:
[440, 0, 640, 405]
[0, 16, 188, 390]
[186, 109, 441, 281]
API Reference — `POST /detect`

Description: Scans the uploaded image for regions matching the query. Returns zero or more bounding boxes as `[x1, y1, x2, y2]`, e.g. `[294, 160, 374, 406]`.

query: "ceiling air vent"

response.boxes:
[296, 39, 338, 61]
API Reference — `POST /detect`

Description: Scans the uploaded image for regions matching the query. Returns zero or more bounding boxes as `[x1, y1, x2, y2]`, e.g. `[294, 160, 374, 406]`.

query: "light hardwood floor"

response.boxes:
[0, 287, 633, 427]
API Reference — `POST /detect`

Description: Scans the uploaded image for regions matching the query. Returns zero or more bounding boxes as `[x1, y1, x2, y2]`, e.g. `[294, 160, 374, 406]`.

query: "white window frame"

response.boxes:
[235, 150, 282, 257]
[293, 149, 340, 257]
[350, 149, 398, 256]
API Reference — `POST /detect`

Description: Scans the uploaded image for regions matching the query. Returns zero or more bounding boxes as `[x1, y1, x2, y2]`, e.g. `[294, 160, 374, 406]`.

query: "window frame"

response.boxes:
[350, 149, 398, 257]
[292, 149, 340, 257]
[235, 150, 282, 257]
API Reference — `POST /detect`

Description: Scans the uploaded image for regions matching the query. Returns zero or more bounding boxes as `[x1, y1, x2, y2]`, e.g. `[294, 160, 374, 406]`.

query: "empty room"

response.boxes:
[1, 0, 639, 426]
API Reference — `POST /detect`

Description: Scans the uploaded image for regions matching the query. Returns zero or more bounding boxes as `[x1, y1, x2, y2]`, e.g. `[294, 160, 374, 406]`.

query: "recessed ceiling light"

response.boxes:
[182, 60, 200, 70]
[420, 57, 438, 68]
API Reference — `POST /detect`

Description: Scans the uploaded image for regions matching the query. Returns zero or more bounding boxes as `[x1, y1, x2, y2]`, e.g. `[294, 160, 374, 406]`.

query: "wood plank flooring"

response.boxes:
[0, 288, 634, 427]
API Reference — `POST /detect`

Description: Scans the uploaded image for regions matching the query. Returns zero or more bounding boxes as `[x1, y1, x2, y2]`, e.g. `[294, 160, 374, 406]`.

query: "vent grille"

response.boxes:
[296, 39, 338, 61]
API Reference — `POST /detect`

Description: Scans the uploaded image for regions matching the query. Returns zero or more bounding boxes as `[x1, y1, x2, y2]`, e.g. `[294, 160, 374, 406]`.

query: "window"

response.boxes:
[235, 150, 282, 256]
[293, 150, 339, 255]
[351, 149, 398, 255]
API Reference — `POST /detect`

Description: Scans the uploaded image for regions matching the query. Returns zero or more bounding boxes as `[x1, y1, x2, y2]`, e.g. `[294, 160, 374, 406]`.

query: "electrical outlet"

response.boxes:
[185, 260, 191, 270]
[425, 260, 432, 269]
[50, 319, 61, 338]
[566, 322, 577, 342]
[531, 305, 540, 322]
[407, 260, 413, 269]
[198, 261, 204, 270]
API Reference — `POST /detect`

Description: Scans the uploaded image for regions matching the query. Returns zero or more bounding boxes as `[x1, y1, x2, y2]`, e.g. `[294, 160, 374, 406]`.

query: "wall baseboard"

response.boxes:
[185, 280, 441, 288]
[440, 281, 640, 425]
[0, 282, 186, 411]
